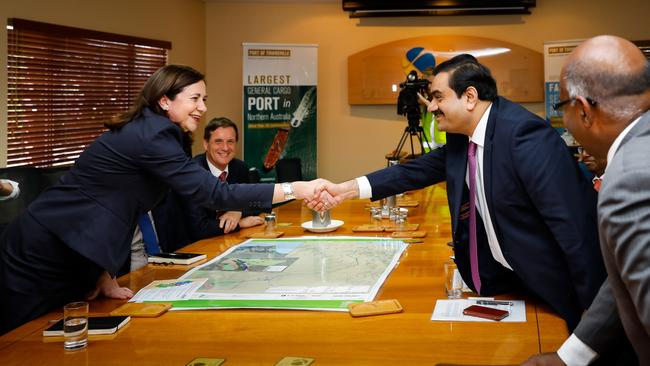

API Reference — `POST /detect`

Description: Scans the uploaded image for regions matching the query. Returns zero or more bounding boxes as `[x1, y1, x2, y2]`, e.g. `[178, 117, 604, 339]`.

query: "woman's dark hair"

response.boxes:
[106, 64, 205, 129]
[433, 54, 498, 101]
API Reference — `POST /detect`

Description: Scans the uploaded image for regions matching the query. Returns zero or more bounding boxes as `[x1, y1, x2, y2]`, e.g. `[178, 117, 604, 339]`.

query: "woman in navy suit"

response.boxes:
[0, 65, 329, 334]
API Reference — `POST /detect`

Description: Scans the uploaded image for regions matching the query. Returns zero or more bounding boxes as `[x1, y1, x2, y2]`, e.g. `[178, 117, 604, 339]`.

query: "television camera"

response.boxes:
[393, 70, 432, 160]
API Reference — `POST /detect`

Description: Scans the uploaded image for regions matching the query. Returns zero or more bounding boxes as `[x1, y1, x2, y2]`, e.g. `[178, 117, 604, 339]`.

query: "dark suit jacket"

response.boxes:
[366, 97, 605, 330]
[23, 108, 273, 275]
[185, 154, 264, 241]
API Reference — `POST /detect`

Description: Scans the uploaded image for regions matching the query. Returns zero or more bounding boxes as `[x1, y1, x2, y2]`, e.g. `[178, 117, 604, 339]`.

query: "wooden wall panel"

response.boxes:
[348, 35, 543, 104]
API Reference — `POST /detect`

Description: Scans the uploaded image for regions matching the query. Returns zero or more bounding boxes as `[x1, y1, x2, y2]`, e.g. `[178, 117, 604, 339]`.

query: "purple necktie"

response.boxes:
[467, 141, 481, 294]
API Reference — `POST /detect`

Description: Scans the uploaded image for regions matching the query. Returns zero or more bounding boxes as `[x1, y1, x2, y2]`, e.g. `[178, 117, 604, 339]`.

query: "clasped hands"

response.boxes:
[295, 179, 359, 212]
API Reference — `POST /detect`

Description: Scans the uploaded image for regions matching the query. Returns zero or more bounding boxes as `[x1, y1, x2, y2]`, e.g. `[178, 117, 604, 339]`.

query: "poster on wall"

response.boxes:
[242, 43, 318, 182]
[544, 39, 582, 145]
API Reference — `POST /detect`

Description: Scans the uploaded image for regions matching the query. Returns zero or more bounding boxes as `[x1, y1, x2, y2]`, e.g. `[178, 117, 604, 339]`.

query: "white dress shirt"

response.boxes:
[467, 103, 512, 270]
[358, 103, 513, 271]
[206, 159, 229, 180]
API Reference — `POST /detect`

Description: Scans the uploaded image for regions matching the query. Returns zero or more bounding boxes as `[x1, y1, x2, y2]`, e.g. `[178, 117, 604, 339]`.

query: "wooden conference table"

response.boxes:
[0, 184, 568, 365]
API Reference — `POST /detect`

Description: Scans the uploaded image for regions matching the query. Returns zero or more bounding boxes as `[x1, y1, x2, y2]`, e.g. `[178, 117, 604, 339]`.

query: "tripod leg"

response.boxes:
[420, 127, 431, 152]
[410, 127, 430, 156]
[393, 128, 410, 159]
[409, 133, 416, 157]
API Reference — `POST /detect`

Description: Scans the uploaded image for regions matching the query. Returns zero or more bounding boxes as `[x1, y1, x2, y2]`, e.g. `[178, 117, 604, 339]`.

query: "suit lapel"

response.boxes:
[482, 98, 500, 236]
[448, 136, 469, 237]
[197, 154, 209, 170]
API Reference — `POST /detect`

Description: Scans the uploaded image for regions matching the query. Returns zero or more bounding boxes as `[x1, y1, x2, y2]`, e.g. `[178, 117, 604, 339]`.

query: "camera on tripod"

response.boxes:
[397, 70, 430, 126]
[392, 70, 432, 159]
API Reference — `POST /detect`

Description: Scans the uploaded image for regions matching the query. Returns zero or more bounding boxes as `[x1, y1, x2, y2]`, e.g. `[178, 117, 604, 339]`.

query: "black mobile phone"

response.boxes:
[147, 252, 207, 265]
[42, 316, 131, 336]
[153, 252, 201, 259]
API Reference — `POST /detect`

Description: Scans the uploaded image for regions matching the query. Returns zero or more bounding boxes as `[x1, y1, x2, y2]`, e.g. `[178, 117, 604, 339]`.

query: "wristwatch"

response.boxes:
[281, 182, 296, 200]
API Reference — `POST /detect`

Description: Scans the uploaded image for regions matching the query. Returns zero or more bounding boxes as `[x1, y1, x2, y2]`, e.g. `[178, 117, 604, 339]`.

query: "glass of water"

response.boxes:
[64, 301, 89, 350]
[369, 206, 382, 225]
[264, 212, 277, 234]
[444, 262, 463, 299]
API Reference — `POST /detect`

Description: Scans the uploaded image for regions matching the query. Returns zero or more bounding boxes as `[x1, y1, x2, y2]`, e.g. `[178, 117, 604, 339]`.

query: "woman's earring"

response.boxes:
[162, 105, 168, 111]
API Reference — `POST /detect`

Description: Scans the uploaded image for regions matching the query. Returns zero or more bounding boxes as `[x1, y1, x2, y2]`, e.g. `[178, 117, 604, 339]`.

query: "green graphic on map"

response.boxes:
[174, 237, 408, 311]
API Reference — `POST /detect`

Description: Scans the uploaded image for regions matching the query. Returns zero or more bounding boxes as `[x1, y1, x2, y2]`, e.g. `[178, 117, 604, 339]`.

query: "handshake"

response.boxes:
[288, 178, 361, 212]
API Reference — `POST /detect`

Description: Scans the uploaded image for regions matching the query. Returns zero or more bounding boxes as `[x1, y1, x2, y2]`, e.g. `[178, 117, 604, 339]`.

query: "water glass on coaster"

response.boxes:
[388, 207, 397, 222]
[312, 209, 331, 228]
[395, 208, 408, 230]
[264, 212, 277, 234]
[369, 206, 382, 225]
[63, 301, 89, 350]
[444, 262, 463, 299]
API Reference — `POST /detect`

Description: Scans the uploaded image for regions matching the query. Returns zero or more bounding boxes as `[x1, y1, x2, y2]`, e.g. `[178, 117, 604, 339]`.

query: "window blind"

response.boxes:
[6, 18, 170, 167]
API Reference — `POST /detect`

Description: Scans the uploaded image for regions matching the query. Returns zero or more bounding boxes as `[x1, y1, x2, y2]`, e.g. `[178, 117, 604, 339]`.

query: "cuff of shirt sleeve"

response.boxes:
[356, 177, 372, 199]
[557, 334, 598, 366]
[0, 179, 20, 201]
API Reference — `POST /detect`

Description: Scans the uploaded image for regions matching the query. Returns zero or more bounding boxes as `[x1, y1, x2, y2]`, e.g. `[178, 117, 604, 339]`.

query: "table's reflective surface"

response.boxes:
[0, 184, 568, 365]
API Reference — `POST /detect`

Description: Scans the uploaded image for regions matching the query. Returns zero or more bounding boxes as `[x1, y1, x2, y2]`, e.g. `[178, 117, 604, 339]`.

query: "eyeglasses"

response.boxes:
[553, 97, 597, 111]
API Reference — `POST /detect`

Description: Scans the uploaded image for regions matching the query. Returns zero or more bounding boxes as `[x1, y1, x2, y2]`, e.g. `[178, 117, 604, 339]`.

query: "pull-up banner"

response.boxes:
[242, 43, 318, 182]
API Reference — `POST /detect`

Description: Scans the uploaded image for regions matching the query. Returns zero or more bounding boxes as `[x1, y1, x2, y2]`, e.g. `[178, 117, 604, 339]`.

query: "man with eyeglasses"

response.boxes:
[522, 35, 650, 366]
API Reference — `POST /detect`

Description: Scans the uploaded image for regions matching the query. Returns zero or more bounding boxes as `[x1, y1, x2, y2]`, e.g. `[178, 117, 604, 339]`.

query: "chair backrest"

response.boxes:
[0, 166, 71, 235]
[275, 158, 303, 183]
[248, 167, 261, 183]
[39, 166, 70, 190]
[0, 167, 42, 233]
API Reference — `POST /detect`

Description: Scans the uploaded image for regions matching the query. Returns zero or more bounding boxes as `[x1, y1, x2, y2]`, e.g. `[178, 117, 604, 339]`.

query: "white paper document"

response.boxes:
[130, 278, 207, 302]
[431, 298, 526, 322]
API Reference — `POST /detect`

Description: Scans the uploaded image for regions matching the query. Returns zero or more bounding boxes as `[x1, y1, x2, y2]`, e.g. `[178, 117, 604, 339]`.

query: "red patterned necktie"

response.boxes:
[219, 171, 227, 182]
[467, 142, 481, 294]
[593, 177, 601, 192]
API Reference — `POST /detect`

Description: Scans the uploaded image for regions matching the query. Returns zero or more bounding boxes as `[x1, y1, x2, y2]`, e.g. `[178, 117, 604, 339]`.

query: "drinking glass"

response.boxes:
[444, 262, 463, 299]
[63, 301, 89, 350]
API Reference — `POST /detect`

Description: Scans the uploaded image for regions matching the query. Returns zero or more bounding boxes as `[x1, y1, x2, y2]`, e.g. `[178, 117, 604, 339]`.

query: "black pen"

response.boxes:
[476, 300, 513, 306]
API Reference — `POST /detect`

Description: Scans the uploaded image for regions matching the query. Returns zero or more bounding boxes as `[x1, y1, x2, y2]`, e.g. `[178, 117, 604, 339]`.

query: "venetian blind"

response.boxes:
[6, 18, 171, 167]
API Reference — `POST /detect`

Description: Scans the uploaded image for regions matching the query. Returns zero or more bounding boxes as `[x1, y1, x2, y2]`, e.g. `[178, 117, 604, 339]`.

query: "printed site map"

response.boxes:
[172, 236, 408, 311]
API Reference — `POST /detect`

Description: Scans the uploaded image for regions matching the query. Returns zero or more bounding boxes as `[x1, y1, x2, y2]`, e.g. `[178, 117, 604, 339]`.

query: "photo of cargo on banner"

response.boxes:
[243, 43, 318, 182]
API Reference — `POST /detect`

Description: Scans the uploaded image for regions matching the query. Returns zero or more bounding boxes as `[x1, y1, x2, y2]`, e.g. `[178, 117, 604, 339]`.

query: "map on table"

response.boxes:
[170, 236, 408, 311]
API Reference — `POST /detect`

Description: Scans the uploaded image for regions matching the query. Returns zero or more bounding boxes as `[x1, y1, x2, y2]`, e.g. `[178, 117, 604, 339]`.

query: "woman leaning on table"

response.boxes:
[0, 65, 333, 335]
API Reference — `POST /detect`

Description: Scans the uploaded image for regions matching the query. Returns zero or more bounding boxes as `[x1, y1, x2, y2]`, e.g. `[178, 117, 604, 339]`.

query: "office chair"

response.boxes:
[39, 166, 70, 191]
[248, 167, 261, 183]
[0, 167, 43, 235]
[275, 158, 303, 183]
[0, 166, 71, 235]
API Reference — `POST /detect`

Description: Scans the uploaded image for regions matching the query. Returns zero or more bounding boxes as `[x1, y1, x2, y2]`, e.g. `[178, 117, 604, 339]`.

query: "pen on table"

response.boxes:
[476, 300, 513, 306]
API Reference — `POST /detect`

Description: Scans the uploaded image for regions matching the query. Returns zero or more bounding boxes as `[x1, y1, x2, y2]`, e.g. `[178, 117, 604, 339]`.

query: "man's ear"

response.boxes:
[575, 96, 594, 128]
[464, 86, 479, 111]
[202, 139, 209, 151]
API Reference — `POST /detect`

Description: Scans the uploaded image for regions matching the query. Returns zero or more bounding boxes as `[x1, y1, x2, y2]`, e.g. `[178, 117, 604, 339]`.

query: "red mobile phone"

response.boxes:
[463, 305, 510, 321]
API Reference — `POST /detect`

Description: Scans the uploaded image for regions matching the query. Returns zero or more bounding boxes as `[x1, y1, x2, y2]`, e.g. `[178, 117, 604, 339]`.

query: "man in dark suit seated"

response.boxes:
[128, 117, 264, 268]
[316, 54, 605, 333]
[188, 117, 264, 240]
